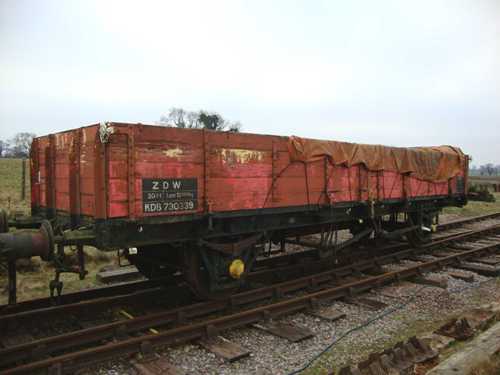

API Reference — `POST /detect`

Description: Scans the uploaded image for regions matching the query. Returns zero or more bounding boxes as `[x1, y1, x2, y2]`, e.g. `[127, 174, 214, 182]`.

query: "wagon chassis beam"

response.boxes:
[0, 211, 496, 318]
[199, 233, 263, 257]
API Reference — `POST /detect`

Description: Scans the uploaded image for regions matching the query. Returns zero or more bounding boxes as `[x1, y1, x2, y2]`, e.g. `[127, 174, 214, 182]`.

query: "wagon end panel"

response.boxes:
[31, 135, 51, 214]
[30, 137, 42, 215]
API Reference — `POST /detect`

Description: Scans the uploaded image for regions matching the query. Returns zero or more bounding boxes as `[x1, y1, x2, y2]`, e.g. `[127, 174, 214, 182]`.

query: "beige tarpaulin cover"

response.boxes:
[288, 136, 465, 183]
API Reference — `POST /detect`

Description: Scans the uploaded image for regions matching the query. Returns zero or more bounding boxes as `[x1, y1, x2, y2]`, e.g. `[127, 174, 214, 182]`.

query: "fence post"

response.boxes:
[21, 158, 26, 201]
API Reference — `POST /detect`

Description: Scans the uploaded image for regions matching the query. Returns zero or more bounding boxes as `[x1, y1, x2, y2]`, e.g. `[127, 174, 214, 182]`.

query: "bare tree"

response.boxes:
[159, 108, 241, 132]
[485, 163, 496, 176]
[8, 132, 36, 158]
[186, 111, 199, 128]
[167, 108, 188, 128]
[0, 140, 8, 157]
[478, 163, 499, 176]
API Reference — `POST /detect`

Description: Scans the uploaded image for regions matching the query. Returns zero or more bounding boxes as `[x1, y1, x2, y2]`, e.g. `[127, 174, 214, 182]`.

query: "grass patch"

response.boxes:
[301, 313, 447, 375]
[0, 158, 30, 214]
[443, 192, 500, 217]
[0, 246, 117, 304]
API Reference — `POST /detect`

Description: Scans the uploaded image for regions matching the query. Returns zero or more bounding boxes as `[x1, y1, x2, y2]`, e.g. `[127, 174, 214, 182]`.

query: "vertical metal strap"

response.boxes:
[271, 141, 276, 204]
[402, 174, 408, 200]
[70, 129, 82, 227]
[464, 155, 470, 194]
[202, 129, 209, 213]
[366, 167, 371, 201]
[94, 131, 107, 219]
[127, 126, 136, 219]
[30, 138, 40, 214]
[46, 134, 56, 218]
[304, 162, 311, 207]
[347, 165, 352, 201]
[357, 165, 362, 201]
[376, 170, 380, 201]
[323, 157, 327, 204]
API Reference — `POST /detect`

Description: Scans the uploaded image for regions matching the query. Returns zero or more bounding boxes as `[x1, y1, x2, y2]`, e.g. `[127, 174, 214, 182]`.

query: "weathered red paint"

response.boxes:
[30, 123, 467, 220]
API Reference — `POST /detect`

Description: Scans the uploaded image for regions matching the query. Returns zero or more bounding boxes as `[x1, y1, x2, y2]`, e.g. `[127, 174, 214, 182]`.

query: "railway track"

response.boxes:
[1, 216, 500, 374]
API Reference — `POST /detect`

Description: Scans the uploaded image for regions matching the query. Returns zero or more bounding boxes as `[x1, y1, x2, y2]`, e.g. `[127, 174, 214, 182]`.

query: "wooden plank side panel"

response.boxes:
[208, 145, 272, 211]
[206, 131, 275, 212]
[306, 159, 328, 206]
[381, 171, 403, 200]
[208, 177, 271, 211]
[107, 134, 129, 218]
[271, 146, 314, 207]
[53, 132, 74, 212]
[328, 165, 349, 203]
[80, 126, 98, 216]
[433, 180, 449, 196]
[69, 128, 82, 223]
[368, 171, 379, 200]
[328, 164, 365, 203]
[270, 150, 301, 207]
[410, 177, 428, 197]
[130, 126, 205, 218]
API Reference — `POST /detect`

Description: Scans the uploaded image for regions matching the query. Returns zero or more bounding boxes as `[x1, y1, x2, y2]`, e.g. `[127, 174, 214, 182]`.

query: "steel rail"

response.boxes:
[0, 278, 173, 316]
[436, 212, 500, 230]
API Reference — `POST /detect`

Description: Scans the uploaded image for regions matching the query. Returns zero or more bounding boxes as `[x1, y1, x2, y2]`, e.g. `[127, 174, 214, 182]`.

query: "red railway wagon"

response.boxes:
[26, 122, 467, 297]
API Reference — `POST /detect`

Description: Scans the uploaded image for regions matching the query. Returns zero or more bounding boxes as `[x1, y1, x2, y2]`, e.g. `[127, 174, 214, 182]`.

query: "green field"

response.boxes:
[0, 158, 30, 214]
[442, 192, 500, 217]
[469, 175, 500, 182]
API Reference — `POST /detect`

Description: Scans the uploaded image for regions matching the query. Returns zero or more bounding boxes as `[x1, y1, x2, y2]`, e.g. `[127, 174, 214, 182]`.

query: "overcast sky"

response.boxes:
[1, 0, 499, 165]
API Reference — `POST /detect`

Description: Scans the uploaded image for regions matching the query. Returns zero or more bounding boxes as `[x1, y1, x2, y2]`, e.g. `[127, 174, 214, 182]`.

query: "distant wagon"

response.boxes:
[1, 122, 468, 299]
